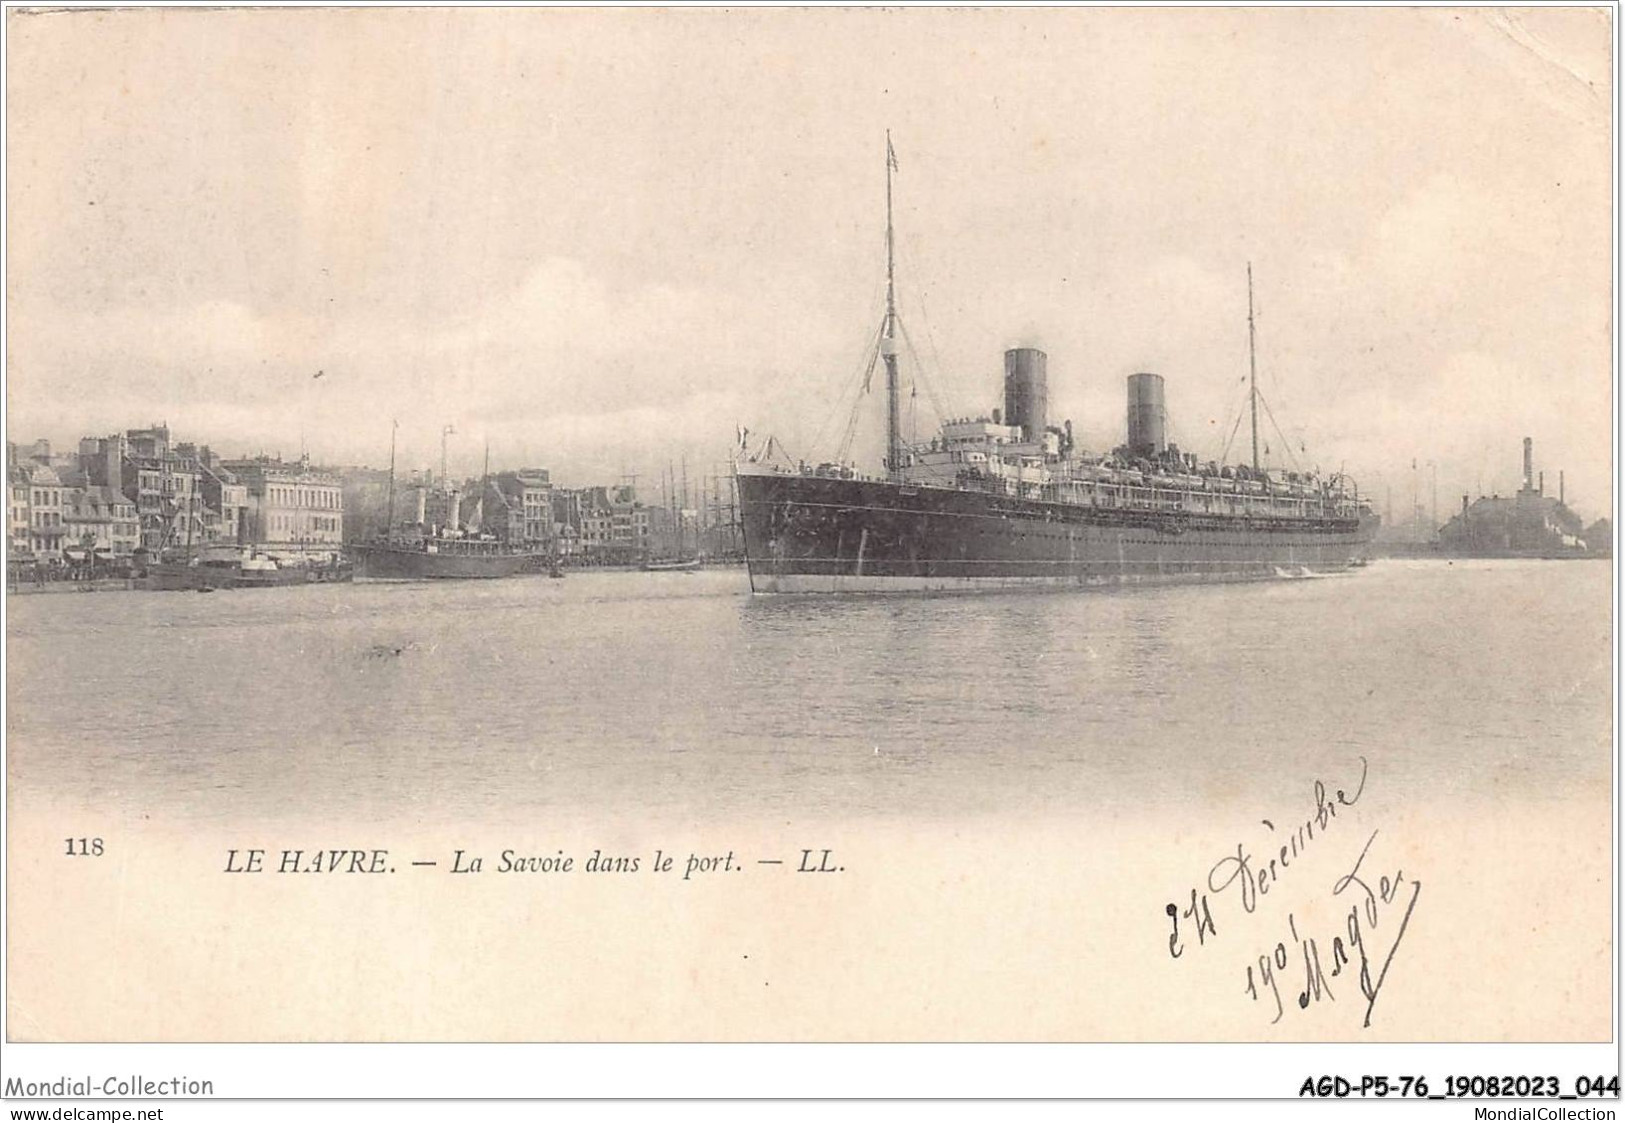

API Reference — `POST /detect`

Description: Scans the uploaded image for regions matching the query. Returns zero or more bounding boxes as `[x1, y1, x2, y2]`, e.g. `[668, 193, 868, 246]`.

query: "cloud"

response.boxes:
[4, 8, 1609, 514]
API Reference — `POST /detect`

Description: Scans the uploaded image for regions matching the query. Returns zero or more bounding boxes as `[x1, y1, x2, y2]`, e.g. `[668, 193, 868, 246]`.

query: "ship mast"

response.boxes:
[1247, 263, 1260, 474]
[883, 130, 903, 482]
[384, 419, 397, 545]
[480, 439, 490, 533]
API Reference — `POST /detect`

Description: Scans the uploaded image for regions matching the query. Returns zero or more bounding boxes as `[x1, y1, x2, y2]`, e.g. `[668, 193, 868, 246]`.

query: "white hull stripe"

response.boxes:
[752, 568, 1347, 594]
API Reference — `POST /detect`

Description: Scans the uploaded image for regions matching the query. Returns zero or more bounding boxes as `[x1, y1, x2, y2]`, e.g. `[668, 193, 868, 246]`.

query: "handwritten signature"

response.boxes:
[1163, 757, 1423, 1029]
[1243, 829, 1422, 1027]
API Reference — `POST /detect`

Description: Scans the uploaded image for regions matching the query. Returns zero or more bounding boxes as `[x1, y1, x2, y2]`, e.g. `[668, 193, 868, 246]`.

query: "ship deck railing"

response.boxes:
[752, 462, 1363, 522]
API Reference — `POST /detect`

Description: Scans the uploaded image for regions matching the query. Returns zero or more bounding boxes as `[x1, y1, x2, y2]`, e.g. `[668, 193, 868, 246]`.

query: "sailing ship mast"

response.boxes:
[384, 419, 397, 545]
[1247, 263, 1260, 474]
[882, 130, 903, 482]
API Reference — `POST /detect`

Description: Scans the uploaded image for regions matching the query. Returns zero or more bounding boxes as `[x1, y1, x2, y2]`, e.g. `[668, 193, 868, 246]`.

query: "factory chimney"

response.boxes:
[1126, 373, 1168, 458]
[1002, 348, 1048, 443]
[1539, 470, 1545, 496]
[104, 434, 122, 495]
[1522, 436, 1533, 492]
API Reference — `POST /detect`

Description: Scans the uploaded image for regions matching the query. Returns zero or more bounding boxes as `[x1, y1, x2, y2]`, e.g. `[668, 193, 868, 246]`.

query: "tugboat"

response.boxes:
[148, 546, 352, 590]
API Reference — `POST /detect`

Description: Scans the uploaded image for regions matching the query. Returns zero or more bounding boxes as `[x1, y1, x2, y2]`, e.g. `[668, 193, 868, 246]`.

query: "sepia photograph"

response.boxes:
[0, 1, 1617, 1103]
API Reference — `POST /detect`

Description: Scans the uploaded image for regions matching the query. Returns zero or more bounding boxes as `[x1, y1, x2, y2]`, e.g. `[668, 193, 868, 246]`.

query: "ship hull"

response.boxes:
[144, 562, 353, 590]
[351, 544, 536, 580]
[738, 471, 1376, 594]
[145, 563, 239, 591]
[237, 563, 354, 587]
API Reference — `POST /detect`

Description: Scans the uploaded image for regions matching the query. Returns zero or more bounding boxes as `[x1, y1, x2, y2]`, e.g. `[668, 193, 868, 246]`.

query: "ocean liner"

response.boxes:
[735, 135, 1377, 594]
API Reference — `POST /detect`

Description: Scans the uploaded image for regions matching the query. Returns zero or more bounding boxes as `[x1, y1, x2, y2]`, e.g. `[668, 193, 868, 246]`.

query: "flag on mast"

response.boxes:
[887, 134, 898, 171]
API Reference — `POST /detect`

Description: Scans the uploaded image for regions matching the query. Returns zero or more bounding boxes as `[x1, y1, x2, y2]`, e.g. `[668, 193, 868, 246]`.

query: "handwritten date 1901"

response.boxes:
[1245, 829, 1421, 1027]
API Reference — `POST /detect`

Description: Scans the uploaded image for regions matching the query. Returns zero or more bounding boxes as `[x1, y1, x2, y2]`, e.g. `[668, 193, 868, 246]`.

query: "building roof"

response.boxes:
[219, 456, 339, 486]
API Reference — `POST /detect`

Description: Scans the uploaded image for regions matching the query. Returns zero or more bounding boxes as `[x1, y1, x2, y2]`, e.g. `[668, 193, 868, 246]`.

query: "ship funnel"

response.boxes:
[1126, 372, 1167, 457]
[1003, 348, 1048, 442]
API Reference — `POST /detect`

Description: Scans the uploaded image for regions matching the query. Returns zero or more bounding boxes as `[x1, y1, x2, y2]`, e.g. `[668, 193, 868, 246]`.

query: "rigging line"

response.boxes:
[1211, 390, 1245, 464]
[1256, 389, 1303, 472]
[899, 321, 950, 428]
[766, 433, 798, 468]
[802, 269, 888, 459]
[837, 395, 864, 464]
[1219, 408, 1245, 464]
[893, 236, 958, 416]
[890, 231, 963, 427]
[810, 311, 885, 462]
[808, 306, 882, 453]
[896, 319, 952, 436]
[1208, 352, 1254, 464]
[1249, 289, 1315, 464]
[837, 322, 886, 463]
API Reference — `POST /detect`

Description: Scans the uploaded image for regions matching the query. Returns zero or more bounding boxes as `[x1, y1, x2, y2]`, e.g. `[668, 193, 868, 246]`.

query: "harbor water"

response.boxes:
[7, 559, 1610, 828]
[6, 559, 1612, 1041]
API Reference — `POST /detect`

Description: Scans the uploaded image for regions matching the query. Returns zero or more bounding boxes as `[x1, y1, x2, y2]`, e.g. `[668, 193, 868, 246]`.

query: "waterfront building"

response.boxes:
[60, 485, 140, 561]
[579, 489, 613, 553]
[337, 465, 394, 543]
[1436, 438, 1592, 556]
[554, 522, 581, 558]
[565, 484, 653, 563]
[23, 462, 66, 561]
[221, 455, 345, 554]
[1585, 519, 1613, 557]
[610, 494, 651, 552]
[550, 489, 583, 542]
[85, 426, 206, 553]
[478, 479, 525, 543]
[182, 444, 248, 545]
[9, 461, 32, 559]
[492, 469, 553, 546]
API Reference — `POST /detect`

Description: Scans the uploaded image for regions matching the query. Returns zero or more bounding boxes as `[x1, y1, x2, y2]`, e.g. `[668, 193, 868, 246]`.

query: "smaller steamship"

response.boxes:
[352, 423, 553, 580]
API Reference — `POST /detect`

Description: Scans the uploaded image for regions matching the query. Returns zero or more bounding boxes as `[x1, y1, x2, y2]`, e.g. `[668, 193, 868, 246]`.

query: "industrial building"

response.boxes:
[1436, 437, 1593, 557]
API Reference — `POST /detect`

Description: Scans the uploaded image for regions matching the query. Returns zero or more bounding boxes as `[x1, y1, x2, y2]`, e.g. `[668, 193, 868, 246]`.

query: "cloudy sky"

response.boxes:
[6, 7, 1613, 518]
